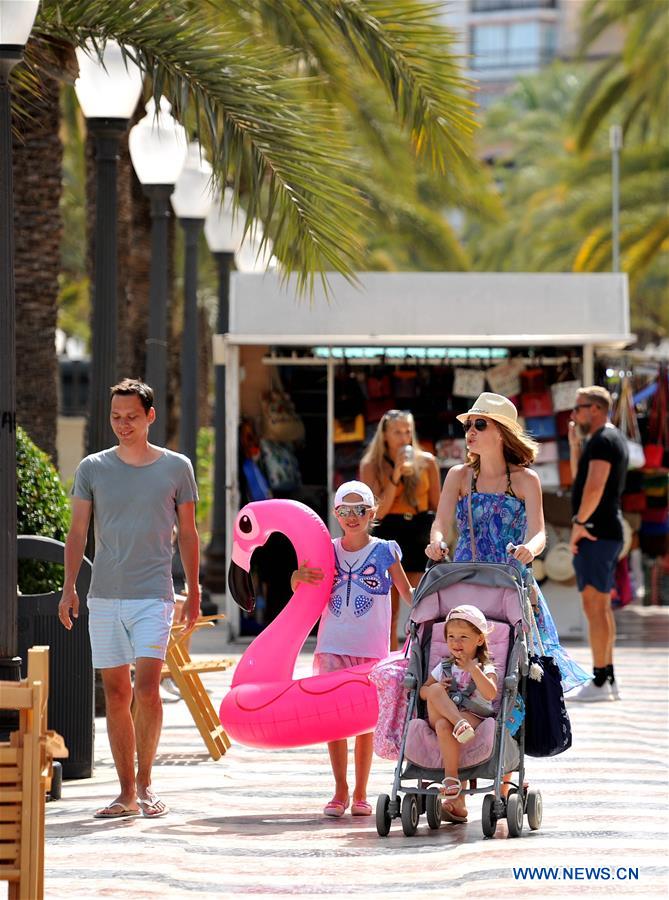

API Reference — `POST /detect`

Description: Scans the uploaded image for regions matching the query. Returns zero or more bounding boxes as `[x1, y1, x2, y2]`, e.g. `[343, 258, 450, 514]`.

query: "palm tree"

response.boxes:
[574, 0, 669, 150]
[13, 0, 481, 455]
[464, 64, 669, 341]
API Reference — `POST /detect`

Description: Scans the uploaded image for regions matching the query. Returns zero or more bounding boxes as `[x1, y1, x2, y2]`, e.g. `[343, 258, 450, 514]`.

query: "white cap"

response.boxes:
[334, 480, 375, 508]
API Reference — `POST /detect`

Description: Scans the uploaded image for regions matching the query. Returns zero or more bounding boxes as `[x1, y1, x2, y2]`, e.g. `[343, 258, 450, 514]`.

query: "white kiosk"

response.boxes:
[217, 272, 633, 637]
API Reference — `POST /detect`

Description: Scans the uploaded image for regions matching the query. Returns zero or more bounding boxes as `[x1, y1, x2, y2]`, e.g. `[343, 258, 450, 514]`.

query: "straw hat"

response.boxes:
[533, 557, 546, 583]
[544, 542, 575, 583]
[619, 517, 632, 560]
[455, 392, 522, 433]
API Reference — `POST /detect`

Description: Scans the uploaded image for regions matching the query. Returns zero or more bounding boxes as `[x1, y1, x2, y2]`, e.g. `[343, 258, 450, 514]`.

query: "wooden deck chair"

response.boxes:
[0, 646, 65, 900]
[163, 615, 235, 760]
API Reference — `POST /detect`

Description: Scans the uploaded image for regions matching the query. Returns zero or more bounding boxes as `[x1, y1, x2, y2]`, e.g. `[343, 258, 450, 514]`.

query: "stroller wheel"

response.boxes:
[506, 792, 524, 838]
[376, 794, 391, 837]
[481, 794, 497, 838]
[401, 794, 419, 836]
[425, 791, 441, 830]
[526, 788, 542, 831]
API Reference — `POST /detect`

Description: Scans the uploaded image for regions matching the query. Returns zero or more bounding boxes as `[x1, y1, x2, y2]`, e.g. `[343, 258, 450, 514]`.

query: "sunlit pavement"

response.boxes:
[39, 603, 668, 900]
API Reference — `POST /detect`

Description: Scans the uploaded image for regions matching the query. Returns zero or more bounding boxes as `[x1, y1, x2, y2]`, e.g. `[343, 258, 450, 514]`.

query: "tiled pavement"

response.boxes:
[35, 604, 669, 899]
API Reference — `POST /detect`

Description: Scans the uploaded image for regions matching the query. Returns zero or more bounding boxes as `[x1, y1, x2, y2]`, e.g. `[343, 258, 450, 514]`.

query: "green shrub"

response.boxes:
[16, 426, 71, 594]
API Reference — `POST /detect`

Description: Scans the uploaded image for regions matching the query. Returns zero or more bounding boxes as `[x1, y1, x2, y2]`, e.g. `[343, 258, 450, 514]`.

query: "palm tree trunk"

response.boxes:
[13, 44, 62, 461]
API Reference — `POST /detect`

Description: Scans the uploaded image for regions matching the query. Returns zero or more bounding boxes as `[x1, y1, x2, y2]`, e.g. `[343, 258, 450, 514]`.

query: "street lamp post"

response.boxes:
[610, 124, 623, 273]
[128, 97, 187, 445]
[0, 0, 40, 679]
[171, 142, 213, 472]
[74, 40, 143, 455]
[202, 190, 245, 593]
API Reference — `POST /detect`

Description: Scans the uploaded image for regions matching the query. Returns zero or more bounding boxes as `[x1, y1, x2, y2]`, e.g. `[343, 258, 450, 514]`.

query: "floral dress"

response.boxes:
[454, 487, 589, 693]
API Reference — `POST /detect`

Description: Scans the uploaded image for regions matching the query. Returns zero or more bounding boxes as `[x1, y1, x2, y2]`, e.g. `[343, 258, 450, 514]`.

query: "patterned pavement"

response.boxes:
[39, 603, 669, 900]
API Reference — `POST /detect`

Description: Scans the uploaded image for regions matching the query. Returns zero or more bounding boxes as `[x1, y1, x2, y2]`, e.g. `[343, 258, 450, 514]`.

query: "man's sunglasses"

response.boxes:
[573, 403, 594, 411]
[335, 505, 371, 518]
[463, 418, 489, 432]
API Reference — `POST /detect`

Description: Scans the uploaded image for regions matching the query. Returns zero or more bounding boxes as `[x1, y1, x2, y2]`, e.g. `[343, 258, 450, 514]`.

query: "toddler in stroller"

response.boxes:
[419, 604, 498, 823]
[375, 559, 542, 839]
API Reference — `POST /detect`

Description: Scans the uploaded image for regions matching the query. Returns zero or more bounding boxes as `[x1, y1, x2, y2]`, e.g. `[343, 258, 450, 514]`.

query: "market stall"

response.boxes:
[218, 271, 634, 638]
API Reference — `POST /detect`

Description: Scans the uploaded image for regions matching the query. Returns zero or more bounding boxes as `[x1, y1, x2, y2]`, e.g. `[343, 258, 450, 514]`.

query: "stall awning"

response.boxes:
[226, 272, 633, 349]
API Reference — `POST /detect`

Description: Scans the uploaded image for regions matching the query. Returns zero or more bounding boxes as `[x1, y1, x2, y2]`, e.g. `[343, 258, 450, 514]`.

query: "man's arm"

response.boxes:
[176, 501, 201, 633]
[58, 498, 92, 630]
[569, 460, 611, 553]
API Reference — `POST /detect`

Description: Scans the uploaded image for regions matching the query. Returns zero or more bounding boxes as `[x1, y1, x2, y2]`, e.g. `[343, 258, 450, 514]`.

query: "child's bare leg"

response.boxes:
[353, 732, 373, 803]
[424, 683, 464, 726]
[327, 739, 349, 803]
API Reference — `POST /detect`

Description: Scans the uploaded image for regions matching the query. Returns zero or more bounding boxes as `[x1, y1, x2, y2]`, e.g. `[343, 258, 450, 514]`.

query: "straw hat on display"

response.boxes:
[455, 393, 522, 433]
[533, 558, 546, 583]
[619, 517, 633, 560]
[544, 542, 575, 583]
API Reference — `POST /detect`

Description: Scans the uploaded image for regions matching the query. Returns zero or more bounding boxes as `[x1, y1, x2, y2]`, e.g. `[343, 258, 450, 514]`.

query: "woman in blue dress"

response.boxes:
[425, 392, 589, 693]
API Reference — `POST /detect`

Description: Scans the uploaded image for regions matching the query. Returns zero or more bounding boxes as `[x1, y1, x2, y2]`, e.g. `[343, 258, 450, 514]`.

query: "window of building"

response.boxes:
[470, 20, 556, 70]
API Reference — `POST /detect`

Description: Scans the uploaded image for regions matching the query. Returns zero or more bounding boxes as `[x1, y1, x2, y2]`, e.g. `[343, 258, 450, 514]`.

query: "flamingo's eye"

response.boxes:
[239, 515, 253, 534]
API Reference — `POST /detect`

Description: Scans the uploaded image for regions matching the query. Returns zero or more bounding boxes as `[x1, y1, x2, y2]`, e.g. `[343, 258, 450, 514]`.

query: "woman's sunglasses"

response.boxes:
[463, 418, 489, 432]
[335, 505, 371, 518]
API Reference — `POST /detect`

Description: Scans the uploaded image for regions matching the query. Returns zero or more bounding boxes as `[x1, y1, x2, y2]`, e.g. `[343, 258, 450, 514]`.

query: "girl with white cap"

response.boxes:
[291, 480, 413, 818]
[420, 604, 498, 823]
[425, 392, 589, 693]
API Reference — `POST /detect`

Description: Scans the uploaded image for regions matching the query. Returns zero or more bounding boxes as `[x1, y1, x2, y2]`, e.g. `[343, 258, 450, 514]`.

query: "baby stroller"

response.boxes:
[375, 559, 542, 839]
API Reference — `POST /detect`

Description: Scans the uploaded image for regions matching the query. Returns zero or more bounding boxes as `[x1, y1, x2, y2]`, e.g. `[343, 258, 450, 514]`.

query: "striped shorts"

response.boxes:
[87, 597, 175, 669]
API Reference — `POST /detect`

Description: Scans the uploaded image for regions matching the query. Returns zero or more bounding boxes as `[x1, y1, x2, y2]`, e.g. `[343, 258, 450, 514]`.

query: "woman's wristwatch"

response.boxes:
[571, 515, 589, 526]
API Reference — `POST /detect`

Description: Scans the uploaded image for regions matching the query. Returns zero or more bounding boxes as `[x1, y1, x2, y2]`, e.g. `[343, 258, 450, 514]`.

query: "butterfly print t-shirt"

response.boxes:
[315, 537, 402, 660]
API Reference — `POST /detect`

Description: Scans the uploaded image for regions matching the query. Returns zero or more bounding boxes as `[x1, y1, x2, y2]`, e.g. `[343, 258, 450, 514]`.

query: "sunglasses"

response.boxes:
[335, 505, 371, 518]
[383, 409, 411, 420]
[463, 418, 489, 432]
[573, 403, 594, 411]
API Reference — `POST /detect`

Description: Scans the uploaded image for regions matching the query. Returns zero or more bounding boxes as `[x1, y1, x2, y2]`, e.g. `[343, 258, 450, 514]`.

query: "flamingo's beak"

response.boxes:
[228, 560, 255, 613]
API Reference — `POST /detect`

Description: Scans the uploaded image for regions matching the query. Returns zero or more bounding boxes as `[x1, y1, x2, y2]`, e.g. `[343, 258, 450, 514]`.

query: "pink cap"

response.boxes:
[446, 605, 492, 634]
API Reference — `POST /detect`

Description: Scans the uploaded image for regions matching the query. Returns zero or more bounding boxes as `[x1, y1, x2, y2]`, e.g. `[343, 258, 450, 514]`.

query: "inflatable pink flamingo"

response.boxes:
[220, 499, 380, 749]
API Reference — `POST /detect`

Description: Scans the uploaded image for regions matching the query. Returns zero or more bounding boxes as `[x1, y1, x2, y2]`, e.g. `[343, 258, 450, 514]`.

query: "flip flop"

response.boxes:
[441, 801, 468, 825]
[137, 792, 169, 819]
[323, 796, 350, 817]
[351, 800, 372, 816]
[93, 802, 140, 820]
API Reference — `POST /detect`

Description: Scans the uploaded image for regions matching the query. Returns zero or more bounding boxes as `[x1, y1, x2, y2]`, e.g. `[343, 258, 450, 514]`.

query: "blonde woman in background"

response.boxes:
[360, 409, 440, 650]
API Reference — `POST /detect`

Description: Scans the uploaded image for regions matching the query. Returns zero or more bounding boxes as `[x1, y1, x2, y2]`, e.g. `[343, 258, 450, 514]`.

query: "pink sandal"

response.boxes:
[351, 799, 372, 816]
[323, 796, 350, 817]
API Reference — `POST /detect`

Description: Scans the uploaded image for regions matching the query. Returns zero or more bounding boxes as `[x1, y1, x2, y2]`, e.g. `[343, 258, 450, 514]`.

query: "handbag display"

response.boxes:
[333, 414, 365, 444]
[260, 385, 305, 444]
[453, 367, 485, 399]
[260, 439, 302, 492]
[524, 615, 572, 758]
[612, 376, 644, 470]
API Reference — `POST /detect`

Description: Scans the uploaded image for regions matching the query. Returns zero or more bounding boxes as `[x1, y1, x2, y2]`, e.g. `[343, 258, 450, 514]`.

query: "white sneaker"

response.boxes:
[609, 680, 621, 701]
[565, 680, 615, 703]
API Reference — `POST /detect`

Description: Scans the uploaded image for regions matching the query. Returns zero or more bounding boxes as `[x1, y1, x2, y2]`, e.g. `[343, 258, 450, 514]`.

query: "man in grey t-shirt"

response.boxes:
[59, 379, 200, 819]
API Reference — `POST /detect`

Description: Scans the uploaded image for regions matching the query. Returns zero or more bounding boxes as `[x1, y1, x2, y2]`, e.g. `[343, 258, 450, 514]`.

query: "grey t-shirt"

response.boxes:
[72, 447, 198, 600]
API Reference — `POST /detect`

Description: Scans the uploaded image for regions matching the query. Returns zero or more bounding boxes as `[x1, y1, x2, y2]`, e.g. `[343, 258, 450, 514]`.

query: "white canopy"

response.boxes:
[227, 272, 633, 348]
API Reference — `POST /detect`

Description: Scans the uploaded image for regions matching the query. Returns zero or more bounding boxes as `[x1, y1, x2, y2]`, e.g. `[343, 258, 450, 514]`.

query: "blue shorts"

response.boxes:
[88, 598, 175, 669]
[572, 539, 623, 594]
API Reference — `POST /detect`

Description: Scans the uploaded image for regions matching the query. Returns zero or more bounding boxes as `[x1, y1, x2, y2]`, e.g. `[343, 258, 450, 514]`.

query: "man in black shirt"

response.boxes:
[567, 386, 628, 703]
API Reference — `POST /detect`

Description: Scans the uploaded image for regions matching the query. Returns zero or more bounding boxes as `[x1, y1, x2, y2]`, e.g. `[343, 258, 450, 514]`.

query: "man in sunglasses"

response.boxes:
[567, 386, 628, 703]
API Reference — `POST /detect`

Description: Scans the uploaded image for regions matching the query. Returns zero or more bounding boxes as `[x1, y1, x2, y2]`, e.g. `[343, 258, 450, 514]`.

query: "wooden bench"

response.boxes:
[162, 616, 235, 760]
[0, 646, 67, 900]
